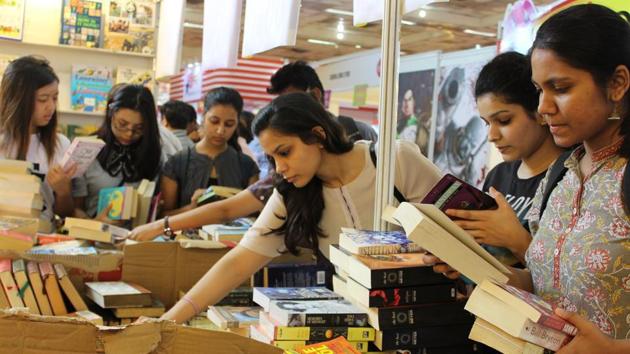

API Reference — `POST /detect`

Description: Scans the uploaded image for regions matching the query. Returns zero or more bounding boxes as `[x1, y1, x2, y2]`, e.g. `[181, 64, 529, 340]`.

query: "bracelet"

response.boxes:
[181, 295, 200, 314]
[163, 216, 175, 239]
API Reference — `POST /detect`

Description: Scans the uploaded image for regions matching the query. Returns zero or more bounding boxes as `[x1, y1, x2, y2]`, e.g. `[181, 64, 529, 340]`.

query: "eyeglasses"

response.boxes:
[111, 118, 144, 137]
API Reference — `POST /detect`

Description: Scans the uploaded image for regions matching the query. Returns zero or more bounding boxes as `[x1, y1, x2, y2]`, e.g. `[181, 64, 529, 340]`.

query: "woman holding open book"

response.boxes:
[155, 92, 442, 324]
[72, 84, 162, 219]
[0, 56, 76, 224]
[447, 52, 565, 266]
[159, 87, 259, 216]
[431, 5, 630, 353]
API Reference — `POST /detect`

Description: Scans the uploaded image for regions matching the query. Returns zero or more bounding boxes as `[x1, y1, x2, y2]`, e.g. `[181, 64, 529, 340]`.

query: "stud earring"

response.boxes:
[608, 105, 622, 120]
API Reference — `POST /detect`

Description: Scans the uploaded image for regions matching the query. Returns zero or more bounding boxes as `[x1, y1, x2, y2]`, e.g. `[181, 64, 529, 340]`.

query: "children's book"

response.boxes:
[60, 136, 105, 177]
[59, 0, 103, 48]
[103, 0, 156, 55]
[71, 65, 113, 112]
[97, 186, 135, 220]
[115, 66, 153, 86]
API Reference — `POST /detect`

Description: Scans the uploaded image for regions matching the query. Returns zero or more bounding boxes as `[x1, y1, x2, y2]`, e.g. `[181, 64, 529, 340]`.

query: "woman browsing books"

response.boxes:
[72, 84, 162, 220]
[0, 56, 76, 224]
[157, 92, 442, 324]
[430, 4, 630, 352]
[159, 87, 259, 216]
[446, 52, 565, 266]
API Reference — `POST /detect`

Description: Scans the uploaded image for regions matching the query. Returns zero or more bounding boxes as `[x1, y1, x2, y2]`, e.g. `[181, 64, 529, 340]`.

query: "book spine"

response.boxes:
[520, 319, 571, 352]
[299, 313, 370, 327]
[253, 264, 332, 288]
[367, 282, 456, 307]
[275, 326, 375, 341]
[373, 303, 473, 329]
[370, 266, 449, 288]
[358, 244, 424, 255]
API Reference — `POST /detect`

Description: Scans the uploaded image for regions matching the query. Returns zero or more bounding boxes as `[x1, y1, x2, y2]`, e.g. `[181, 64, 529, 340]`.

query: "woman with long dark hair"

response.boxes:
[72, 84, 162, 218]
[0, 56, 75, 223]
[159, 87, 259, 216]
[157, 92, 441, 324]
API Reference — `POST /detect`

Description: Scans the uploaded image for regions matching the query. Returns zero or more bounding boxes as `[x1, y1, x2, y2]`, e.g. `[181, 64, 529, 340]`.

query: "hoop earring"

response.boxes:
[608, 105, 622, 120]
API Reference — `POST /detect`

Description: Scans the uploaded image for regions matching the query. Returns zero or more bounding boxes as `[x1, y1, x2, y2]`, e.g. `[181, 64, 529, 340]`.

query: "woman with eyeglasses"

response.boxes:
[159, 87, 259, 216]
[72, 84, 162, 220]
[0, 56, 76, 227]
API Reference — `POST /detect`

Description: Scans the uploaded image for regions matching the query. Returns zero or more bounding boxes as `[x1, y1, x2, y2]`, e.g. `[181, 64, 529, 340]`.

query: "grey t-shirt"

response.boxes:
[162, 146, 259, 207]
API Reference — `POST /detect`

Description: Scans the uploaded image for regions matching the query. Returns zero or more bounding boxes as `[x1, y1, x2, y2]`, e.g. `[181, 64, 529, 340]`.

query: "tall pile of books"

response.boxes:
[83, 280, 164, 326]
[0, 258, 100, 322]
[330, 228, 476, 353]
[64, 218, 130, 244]
[200, 217, 253, 244]
[248, 287, 374, 352]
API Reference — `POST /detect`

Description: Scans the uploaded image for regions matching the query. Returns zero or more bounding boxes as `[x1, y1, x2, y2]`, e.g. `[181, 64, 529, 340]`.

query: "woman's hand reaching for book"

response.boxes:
[445, 187, 531, 262]
[189, 188, 206, 207]
[128, 220, 163, 241]
[422, 254, 461, 280]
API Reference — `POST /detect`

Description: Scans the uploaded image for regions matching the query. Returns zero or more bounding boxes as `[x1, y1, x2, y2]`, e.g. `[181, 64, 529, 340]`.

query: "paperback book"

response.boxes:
[60, 136, 105, 178]
[339, 228, 422, 255]
[59, 0, 103, 48]
[268, 299, 368, 327]
[253, 287, 342, 312]
[71, 65, 113, 112]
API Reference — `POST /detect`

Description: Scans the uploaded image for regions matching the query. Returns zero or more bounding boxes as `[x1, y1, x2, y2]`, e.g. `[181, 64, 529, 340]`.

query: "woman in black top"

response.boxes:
[446, 52, 564, 265]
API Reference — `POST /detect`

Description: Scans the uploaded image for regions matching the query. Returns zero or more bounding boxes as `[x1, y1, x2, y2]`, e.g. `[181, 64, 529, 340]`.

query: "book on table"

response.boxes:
[268, 299, 368, 327]
[206, 305, 261, 329]
[112, 297, 165, 318]
[252, 286, 342, 312]
[84, 281, 152, 308]
[26, 261, 53, 316]
[38, 262, 67, 316]
[11, 259, 40, 314]
[59, 136, 105, 178]
[196, 185, 242, 206]
[269, 335, 363, 354]
[345, 276, 457, 308]
[338, 227, 423, 255]
[0, 259, 24, 309]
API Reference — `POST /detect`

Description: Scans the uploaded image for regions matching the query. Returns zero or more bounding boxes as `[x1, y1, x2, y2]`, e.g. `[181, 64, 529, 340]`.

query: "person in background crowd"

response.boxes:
[449, 52, 564, 266]
[429, 5, 630, 352]
[159, 87, 259, 216]
[0, 56, 75, 225]
[152, 92, 442, 324]
[72, 84, 162, 219]
[160, 100, 196, 150]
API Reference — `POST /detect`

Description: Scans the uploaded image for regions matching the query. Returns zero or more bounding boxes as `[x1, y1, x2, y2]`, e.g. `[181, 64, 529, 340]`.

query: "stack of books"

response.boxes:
[96, 178, 158, 224]
[0, 258, 100, 323]
[196, 185, 242, 206]
[83, 281, 163, 326]
[0, 160, 44, 237]
[63, 218, 130, 244]
[248, 287, 373, 352]
[250, 258, 334, 289]
[330, 228, 475, 352]
[206, 305, 261, 337]
[200, 217, 254, 243]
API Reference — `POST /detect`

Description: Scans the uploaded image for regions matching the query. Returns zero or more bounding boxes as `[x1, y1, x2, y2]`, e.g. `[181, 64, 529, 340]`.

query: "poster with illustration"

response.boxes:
[432, 63, 489, 188]
[59, 0, 103, 48]
[398, 69, 435, 157]
[71, 65, 113, 112]
[104, 0, 156, 55]
[0, 0, 25, 40]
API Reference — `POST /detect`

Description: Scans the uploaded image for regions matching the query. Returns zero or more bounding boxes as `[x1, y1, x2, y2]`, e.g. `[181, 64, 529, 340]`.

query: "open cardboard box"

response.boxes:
[122, 240, 316, 308]
[0, 309, 281, 353]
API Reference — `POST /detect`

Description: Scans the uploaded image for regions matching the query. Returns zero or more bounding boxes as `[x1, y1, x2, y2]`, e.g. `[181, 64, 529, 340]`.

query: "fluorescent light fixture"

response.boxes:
[336, 32, 345, 40]
[464, 29, 496, 37]
[325, 8, 353, 16]
[337, 21, 345, 32]
[183, 22, 203, 29]
[418, 10, 427, 18]
[308, 38, 337, 46]
[401, 20, 415, 25]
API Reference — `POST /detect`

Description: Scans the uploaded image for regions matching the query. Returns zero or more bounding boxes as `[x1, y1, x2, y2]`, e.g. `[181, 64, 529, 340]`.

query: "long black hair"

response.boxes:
[96, 84, 162, 181]
[532, 4, 630, 157]
[475, 51, 538, 117]
[0, 56, 59, 162]
[252, 92, 354, 255]
[203, 86, 243, 152]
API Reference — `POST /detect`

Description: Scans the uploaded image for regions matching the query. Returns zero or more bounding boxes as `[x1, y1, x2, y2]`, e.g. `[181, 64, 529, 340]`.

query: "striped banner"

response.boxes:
[169, 57, 285, 109]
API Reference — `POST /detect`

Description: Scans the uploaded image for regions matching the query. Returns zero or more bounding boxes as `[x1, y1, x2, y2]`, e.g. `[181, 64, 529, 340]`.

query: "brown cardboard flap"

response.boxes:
[162, 326, 283, 354]
[101, 322, 163, 354]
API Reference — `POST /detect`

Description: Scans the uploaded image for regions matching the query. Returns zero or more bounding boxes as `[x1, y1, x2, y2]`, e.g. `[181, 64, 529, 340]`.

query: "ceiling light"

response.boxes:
[464, 29, 496, 37]
[401, 20, 415, 26]
[337, 21, 345, 32]
[183, 22, 203, 29]
[418, 10, 426, 18]
[308, 38, 337, 46]
[336, 32, 345, 40]
[325, 8, 353, 16]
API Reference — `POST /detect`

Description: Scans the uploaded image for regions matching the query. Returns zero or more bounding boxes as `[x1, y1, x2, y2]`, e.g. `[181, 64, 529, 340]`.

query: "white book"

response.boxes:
[60, 137, 105, 178]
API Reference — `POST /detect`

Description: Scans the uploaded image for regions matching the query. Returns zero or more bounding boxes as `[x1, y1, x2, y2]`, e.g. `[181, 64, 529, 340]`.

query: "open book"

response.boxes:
[391, 202, 511, 284]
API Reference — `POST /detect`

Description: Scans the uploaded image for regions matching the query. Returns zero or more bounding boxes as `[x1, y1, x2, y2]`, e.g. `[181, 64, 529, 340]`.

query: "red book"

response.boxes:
[285, 336, 361, 354]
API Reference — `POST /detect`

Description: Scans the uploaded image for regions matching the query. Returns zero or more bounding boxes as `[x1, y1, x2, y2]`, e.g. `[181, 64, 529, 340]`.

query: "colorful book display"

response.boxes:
[0, 0, 25, 41]
[60, 0, 104, 48]
[71, 65, 113, 112]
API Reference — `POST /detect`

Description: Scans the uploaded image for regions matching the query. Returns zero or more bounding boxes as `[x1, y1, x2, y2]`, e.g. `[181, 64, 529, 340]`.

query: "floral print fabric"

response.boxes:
[526, 139, 630, 340]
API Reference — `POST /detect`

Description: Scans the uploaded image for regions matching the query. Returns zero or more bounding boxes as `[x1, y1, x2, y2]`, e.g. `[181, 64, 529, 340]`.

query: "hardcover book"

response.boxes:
[268, 299, 368, 327]
[59, 0, 103, 48]
[339, 228, 422, 255]
[71, 65, 113, 112]
[60, 136, 105, 178]
[253, 287, 342, 312]
[84, 281, 152, 308]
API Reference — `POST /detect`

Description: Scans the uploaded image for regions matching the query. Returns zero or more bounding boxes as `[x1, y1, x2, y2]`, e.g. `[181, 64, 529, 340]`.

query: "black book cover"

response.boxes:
[369, 265, 450, 288]
[371, 301, 473, 329]
[366, 282, 457, 307]
[251, 263, 333, 289]
[377, 323, 473, 350]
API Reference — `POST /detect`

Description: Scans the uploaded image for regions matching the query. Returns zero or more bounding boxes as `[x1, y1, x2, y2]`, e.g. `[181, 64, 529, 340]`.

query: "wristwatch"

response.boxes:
[163, 216, 175, 239]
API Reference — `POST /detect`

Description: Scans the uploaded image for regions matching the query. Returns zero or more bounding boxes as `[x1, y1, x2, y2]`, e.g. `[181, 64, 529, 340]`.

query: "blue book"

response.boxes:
[253, 287, 342, 312]
[339, 228, 422, 255]
[97, 186, 132, 220]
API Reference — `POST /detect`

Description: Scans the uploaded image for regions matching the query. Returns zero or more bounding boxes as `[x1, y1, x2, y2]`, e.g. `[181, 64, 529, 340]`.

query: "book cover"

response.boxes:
[97, 186, 132, 220]
[38, 262, 67, 315]
[206, 306, 261, 329]
[11, 259, 40, 314]
[268, 299, 368, 327]
[71, 65, 113, 112]
[60, 137, 105, 178]
[347, 277, 456, 308]
[115, 65, 153, 86]
[103, 0, 155, 55]
[0, 0, 25, 41]
[253, 287, 341, 312]
[339, 228, 423, 255]
[251, 262, 333, 289]
[421, 173, 497, 212]
[59, 0, 103, 48]
[259, 311, 375, 341]
[374, 323, 472, 351]
[282, 336, 362, 354]
[26, 261, 53, 316]
[365, 301, 473, 330]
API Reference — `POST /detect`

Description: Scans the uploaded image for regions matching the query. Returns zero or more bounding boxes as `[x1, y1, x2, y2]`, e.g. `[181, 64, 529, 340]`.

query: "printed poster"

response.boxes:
[0, 0, 25, 40]
[398, 69, 436, 157]
[71, 65, 113, 112]
[104, 0, 156, 55]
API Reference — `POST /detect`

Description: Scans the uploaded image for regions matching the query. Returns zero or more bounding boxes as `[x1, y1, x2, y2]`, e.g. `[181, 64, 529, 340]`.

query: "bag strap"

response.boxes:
[369, 142, 407, 203]
[539, 149, 573, 219]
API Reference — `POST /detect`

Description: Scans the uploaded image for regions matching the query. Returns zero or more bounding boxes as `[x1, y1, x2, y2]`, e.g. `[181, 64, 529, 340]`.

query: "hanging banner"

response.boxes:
[0, 0, 25, 40]
[202, 0, 242, 70]
[353, 0, 432, 26]
[156, 0, 185, 78]
[242, 0, 300, 57]
[182, 63, 203, 103]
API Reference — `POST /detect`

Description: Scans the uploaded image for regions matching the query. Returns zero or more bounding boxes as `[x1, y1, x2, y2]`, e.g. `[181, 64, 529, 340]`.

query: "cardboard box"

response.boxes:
[0, 309, 282, 353]
[122, 240, 317, 308]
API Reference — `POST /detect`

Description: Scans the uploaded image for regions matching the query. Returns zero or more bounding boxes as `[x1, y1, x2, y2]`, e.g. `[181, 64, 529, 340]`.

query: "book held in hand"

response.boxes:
[422, 173, 497, 212]
[60, 136, 105, 178]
